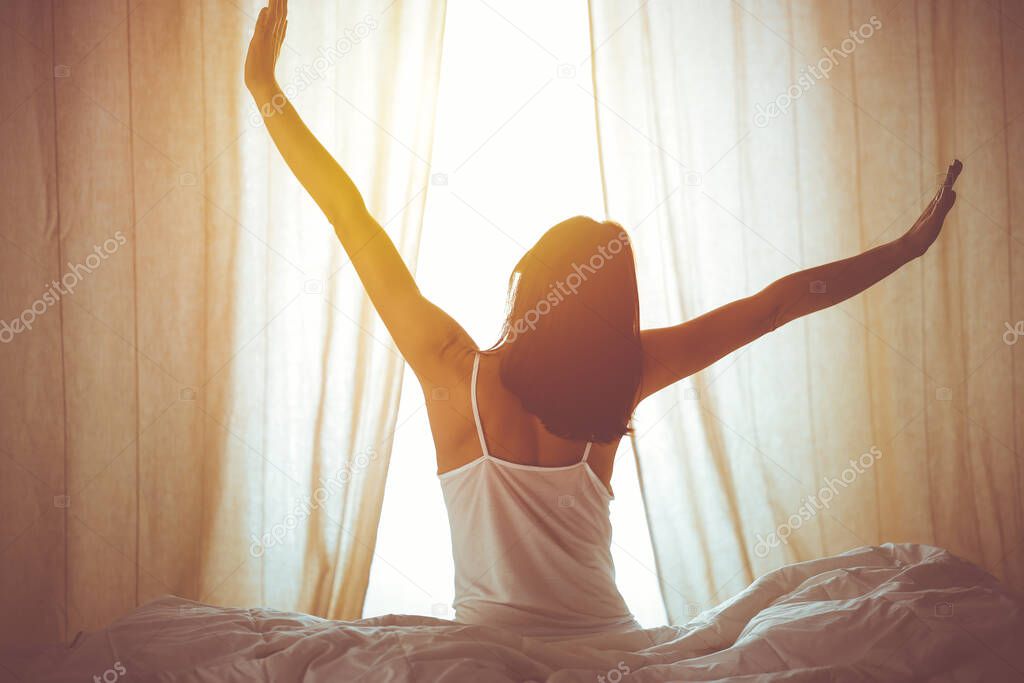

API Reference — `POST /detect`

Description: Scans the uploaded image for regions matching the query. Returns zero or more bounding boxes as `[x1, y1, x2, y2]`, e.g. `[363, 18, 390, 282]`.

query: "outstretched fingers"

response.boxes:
[922, 159, 962, 223]
[273, 14, 283, 45]
[271, 0, 287, 24]
[943, 159, 963, 188]
[936, 160, 961, 213]
[264, 0, 286, 58]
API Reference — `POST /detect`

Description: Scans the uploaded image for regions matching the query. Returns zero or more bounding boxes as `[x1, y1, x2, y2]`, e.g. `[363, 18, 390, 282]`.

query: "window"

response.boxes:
[363, 0, 667, 627]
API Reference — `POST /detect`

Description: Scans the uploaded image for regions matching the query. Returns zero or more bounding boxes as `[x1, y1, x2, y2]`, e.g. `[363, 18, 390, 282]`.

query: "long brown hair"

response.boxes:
[490, 216, 642, 443]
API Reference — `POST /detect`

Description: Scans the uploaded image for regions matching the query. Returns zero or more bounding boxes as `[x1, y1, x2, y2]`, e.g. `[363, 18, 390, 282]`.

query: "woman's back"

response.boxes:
[429, 350, 622, 490]
[437, 352, 639, 640]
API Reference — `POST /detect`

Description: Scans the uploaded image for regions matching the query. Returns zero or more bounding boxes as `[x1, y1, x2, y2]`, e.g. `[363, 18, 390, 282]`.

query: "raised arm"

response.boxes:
[638, 160, 962, 401]
[244, 0, 472, 382]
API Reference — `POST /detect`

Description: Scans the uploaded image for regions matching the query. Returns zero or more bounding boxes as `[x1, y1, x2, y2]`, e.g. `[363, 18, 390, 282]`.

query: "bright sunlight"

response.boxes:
[362, 0, 667, 626]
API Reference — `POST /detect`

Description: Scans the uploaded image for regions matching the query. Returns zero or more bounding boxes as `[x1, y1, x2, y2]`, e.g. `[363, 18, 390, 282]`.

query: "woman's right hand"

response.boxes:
[244, 0, 288, 96]
[901, 159, 962, 258]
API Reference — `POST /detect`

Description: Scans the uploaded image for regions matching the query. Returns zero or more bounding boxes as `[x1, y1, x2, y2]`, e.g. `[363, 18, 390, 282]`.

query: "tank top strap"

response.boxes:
[470, 353, 491, 457]
[581, 441, 593, 463]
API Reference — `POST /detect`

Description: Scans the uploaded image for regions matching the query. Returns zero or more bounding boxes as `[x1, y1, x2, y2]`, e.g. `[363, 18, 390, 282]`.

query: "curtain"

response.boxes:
[0, 0, 444, 647]
[588, 0, 1023, 623]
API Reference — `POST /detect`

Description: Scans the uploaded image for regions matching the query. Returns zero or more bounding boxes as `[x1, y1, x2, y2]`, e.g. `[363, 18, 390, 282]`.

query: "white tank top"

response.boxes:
[438, 353, 640, 641]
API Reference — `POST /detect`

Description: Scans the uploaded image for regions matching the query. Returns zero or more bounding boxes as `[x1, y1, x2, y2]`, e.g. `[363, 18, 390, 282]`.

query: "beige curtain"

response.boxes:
[589, 0, 1023, 623]
[0, 0, 444, 647]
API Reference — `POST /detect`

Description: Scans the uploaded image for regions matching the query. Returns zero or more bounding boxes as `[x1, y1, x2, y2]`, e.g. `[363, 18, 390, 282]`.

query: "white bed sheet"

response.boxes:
[16, 544, 1024, 682]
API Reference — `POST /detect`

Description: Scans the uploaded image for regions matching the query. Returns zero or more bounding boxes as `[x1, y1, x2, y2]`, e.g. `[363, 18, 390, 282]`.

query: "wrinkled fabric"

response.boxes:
[22, 544, 1024, 682]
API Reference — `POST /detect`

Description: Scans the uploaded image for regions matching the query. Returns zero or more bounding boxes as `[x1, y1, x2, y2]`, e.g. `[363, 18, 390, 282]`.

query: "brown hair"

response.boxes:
[489, 216, 642, 443]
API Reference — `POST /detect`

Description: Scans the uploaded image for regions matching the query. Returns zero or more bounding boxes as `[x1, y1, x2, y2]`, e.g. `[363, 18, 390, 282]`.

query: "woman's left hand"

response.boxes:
[902, 159, 962, 258]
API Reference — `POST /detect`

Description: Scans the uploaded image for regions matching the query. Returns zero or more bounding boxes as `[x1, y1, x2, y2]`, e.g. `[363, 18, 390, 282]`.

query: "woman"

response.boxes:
[245, 1, 961, 640]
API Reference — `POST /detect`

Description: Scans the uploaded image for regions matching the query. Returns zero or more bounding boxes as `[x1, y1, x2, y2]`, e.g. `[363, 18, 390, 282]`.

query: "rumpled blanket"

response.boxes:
[15, 544, 1024, 682]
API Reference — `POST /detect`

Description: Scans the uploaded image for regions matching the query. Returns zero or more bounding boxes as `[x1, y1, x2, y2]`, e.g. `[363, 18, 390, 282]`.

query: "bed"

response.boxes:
[15, 543, 1024, 682]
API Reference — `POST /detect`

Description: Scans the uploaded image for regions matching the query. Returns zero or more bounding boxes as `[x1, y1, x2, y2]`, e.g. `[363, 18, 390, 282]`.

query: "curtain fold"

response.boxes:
[0, 0, 444, 646]
[201, 0, 446, 622]
[589, 0, 1023, 624]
